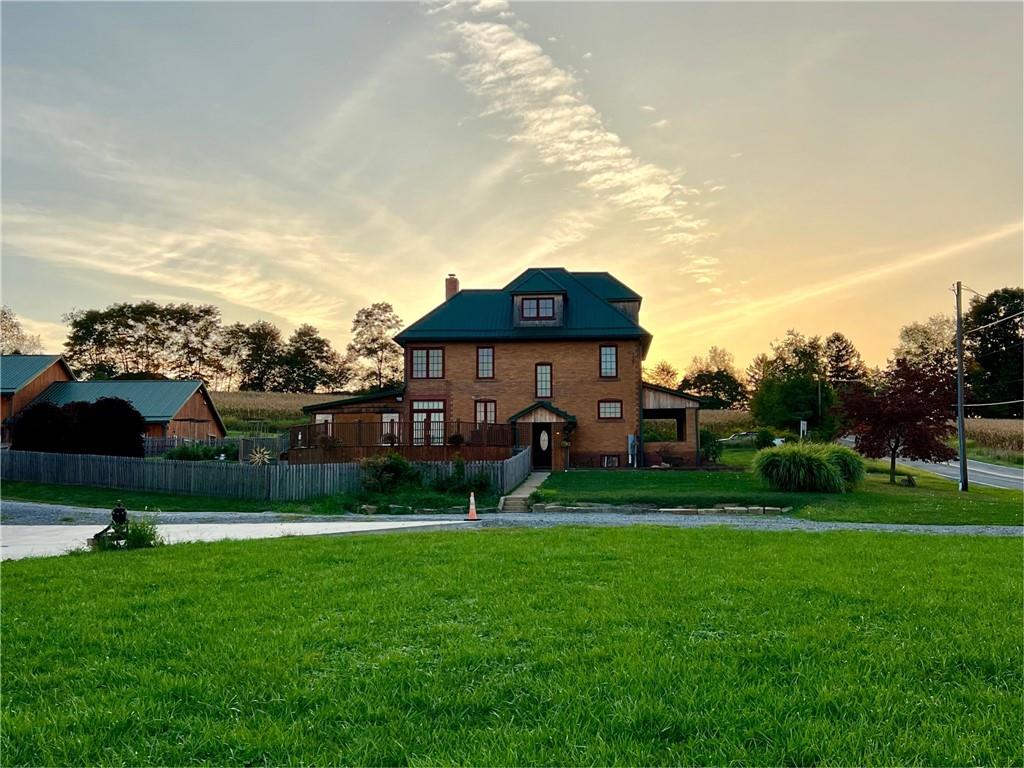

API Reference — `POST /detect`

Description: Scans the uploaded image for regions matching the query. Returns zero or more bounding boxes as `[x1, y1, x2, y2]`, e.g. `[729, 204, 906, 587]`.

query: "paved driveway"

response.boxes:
[1, 520, 468, 561]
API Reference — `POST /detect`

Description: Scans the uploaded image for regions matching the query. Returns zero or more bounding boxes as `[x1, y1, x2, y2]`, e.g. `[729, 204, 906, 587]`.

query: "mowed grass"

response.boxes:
[2, 527, 1020, 766]
[0, 481, 495, 516]
[533, 449, 1023, 526]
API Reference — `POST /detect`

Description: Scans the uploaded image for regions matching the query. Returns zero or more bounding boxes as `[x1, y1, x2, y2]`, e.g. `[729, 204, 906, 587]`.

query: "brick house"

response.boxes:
[293, 268, 700, 469]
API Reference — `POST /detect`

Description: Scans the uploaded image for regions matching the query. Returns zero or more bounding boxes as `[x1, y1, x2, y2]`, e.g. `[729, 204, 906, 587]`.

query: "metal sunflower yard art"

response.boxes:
[249, 446, 272, 466]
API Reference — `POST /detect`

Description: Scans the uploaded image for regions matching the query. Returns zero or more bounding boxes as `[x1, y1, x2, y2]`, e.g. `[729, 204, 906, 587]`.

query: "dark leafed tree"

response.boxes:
[0, 305, 43, 354]
[220, 321, 284, 392]
[843, 358, 956, 484]
[965, 287, 1023, 418]
[346, 303, 404, 391]
[84, 398, 147, 457]
[277, 324, 349, 393]
[643, 360, 679, 389]
[824, 332, 867, 384]
[10, 402, 70, 453]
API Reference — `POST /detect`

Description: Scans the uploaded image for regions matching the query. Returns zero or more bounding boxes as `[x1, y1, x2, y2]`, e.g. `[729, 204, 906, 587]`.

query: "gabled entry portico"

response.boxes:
[508, 401, 577, 471]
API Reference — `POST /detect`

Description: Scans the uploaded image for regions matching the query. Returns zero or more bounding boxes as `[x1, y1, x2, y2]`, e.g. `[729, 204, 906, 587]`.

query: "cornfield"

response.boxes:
[210, 391, 341, 431]
[963, 419, 1023, 452]
[700, 410, 757, 436]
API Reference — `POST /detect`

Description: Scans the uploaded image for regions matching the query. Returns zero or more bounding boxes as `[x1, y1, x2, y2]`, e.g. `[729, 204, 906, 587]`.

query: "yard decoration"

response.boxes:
[466, 492, 478, 521]
[249, 446, 272, 465]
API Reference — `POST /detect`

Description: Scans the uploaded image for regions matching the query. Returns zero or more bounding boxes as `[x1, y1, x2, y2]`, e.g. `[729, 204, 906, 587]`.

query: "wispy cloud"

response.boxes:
[664, 221, 1024, 335]
[2, 205, 356, 332]
[641, 105, 656, 112]
[650, 118, 670, 129]
[432, 5, 716, 281]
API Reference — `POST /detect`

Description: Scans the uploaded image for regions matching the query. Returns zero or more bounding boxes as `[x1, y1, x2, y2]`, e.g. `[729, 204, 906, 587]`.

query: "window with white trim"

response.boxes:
[600, 345, 617, 378]
[535, 363, 552, 398]
[475, 400, 497, 424]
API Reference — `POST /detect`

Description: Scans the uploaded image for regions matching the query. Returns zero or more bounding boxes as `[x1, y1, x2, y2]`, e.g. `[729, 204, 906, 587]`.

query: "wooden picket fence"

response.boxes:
[0, 447, 533, 502]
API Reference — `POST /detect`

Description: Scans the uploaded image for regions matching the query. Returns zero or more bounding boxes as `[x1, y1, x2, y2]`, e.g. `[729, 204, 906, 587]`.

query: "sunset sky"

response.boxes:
[2, 1, 1021, 371]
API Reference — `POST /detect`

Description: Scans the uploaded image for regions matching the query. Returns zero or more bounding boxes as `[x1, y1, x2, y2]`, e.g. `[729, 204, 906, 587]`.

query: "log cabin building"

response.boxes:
[294, 269, 700, 469]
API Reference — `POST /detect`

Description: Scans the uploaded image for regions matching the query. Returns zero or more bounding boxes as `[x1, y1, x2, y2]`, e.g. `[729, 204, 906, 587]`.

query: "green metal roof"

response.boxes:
[303, 386, 405, 413]
[0, 355, 72, 394]
[571, 272, 642, 302]
[507, 401, 577, 423]
[506, 269, 569, 295]
[29, 380, 226, 432]
[395, 268, 651, 352]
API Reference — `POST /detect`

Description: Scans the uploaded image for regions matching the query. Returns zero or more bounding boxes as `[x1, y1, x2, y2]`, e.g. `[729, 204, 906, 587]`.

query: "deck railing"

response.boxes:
[289, 420, 531, 451]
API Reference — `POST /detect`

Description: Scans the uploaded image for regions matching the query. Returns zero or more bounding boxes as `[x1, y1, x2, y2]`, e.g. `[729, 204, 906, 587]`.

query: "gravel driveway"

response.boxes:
[2, 500, 1020, 537]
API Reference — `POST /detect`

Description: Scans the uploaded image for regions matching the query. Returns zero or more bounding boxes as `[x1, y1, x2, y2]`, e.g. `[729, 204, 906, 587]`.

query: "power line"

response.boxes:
[964, 310, 1024, 336]
[961, 399, 1024, 408]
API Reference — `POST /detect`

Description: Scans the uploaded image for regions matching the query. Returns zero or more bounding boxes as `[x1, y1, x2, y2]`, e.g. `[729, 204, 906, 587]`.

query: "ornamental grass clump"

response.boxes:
[819, 444, 866, 490]
[753, 444, 845, 493]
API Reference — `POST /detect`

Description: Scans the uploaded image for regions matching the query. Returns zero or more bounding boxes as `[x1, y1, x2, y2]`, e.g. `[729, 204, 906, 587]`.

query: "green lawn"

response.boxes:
[2, 527, 1020, 765]
[0, 481, 496, 516]
[532, 449, 1023, 525]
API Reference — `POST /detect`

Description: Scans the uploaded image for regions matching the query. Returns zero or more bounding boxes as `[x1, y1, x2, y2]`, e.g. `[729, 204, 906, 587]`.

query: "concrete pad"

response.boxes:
[0, 520, 468, 561]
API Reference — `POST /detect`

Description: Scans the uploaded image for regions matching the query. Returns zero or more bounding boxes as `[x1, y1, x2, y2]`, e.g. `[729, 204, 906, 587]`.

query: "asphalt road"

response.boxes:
[898, 457, 1024, 491]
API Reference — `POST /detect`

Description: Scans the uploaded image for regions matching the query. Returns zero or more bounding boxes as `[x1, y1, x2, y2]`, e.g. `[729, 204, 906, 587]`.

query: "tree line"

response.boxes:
[2, 301, 406, 394]
[644, 286, 1023, 423]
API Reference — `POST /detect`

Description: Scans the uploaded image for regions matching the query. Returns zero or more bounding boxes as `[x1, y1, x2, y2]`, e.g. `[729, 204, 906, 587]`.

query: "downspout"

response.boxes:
[636, 360, 644, 469]
[695, 407, 701, 467]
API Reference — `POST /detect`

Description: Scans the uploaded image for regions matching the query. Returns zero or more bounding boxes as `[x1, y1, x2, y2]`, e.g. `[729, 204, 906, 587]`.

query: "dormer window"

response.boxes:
[522, 297, 555, 320]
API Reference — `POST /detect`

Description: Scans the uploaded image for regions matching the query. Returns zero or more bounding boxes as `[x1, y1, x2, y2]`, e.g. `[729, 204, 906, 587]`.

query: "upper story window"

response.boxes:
[411, 348, 444, 379]
[600, 345, 618, 378]
[477, 346, 494, 379]
[536, 363, 552, 398]
[521, 297, 555, 320]
[598, 400, 623, 420]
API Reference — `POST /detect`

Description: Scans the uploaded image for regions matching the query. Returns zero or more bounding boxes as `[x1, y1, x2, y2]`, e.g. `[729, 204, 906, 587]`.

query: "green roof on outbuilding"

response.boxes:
[303, 386, 406, 413]
[0, 355, 74, 394]
[29, 380, 226, 432]
[395, 268, 651, 352]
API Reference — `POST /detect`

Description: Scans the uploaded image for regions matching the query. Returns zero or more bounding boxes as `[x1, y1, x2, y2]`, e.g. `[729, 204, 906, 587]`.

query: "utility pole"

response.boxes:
[954, 281, 969, 492]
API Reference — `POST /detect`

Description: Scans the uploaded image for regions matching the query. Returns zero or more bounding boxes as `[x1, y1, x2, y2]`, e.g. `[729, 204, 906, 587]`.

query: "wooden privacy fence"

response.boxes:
[1, 447, 534, 501]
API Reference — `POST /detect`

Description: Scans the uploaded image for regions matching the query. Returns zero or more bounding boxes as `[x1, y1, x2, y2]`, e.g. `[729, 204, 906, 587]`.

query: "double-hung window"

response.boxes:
[476, 347, 494, 379]
[411, 348, 444, 379]
[535, 363, 552, 398]
[600, 345, 618, 378]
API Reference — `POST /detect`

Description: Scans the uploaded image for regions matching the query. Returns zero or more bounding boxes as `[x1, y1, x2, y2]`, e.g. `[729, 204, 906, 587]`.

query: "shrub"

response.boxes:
[819, 444, 866, 490]
[165, 443, 232, 461]
[754, 429, 775, 449]
[430, 454, 493, 496]
[92, 517, 164, 551]
[699, 428, 723, 464]
[753, 444, 845, 493]
[11, 398, 146, 457]
[361, 452, 420, 493]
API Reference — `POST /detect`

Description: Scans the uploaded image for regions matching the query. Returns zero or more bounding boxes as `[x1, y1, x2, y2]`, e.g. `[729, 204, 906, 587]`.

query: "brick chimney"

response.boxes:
[445, 273, 460, 301]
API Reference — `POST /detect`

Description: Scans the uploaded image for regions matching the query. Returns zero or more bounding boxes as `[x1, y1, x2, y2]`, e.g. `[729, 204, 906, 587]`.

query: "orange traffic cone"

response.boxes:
[466, 492, 478, 521]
